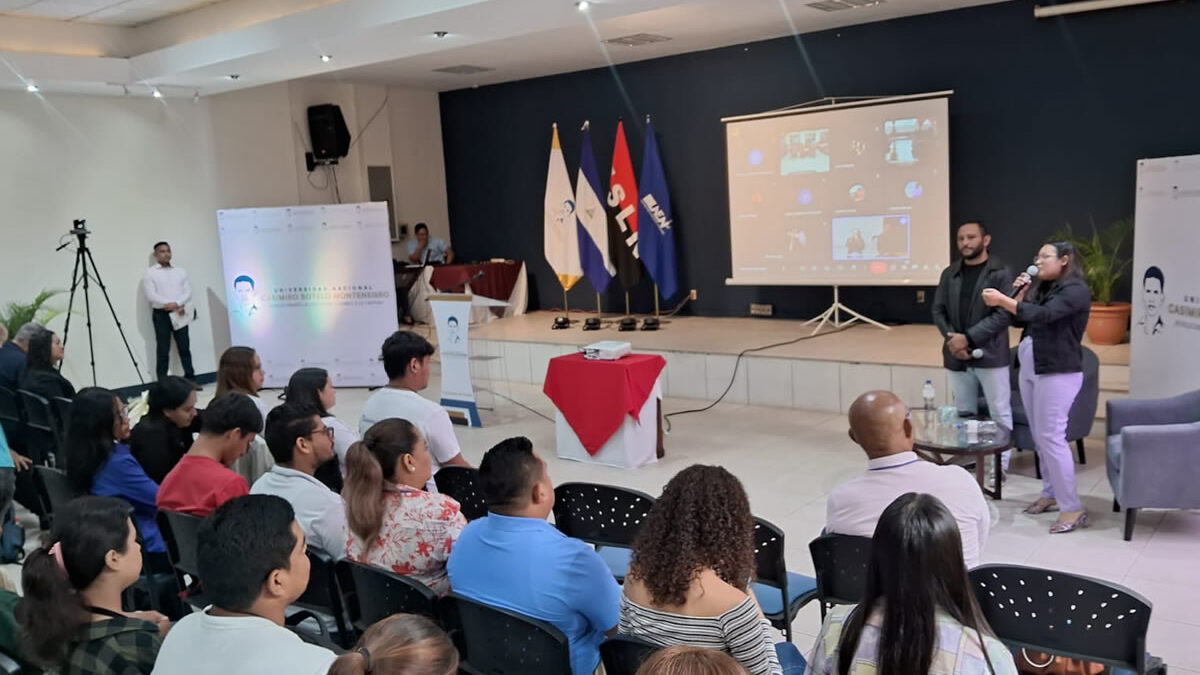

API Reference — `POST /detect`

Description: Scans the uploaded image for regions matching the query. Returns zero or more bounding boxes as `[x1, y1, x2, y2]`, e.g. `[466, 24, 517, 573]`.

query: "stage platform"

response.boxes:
[465, 312, 1129, 416]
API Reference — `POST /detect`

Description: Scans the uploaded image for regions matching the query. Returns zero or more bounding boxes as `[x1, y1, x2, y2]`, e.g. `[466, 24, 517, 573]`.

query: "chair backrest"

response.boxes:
[600, 635, 661, 675]
[0, 386, 21, 424]
[51, 396, 72, 445]
[335, 559, 439, 630]
[970, 564, 1153, 673]
[552, 482, 656, 549]
[157, 510, 205, 578]
[433, 466, 488, 521]
[440, 592, 572, 675]
[16, 390, 54, 433]
[295, 547, 347, 629]
[808, 534, 872, 610]
[752, 516, 789, 590]
[33, 466, 79, 517]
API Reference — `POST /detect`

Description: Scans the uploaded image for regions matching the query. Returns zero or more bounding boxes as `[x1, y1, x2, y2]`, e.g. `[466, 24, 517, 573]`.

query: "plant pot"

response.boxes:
[1086, 302, 1131, 345]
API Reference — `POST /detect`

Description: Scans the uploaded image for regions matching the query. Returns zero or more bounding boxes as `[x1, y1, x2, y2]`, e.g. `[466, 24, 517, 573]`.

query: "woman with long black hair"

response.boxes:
[280, 367, 359, 490]
[983, 241, 1092, 533]
[130, 376, 201, 484]
[808, 492, 1017, 675]
[19, 327, 75, 400]
[17, 496, 169, 674]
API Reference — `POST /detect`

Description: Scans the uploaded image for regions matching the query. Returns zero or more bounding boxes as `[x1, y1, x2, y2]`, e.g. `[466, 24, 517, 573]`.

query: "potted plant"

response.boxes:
[1, 290, 65, 338]
[1053, 218, 1133, 345]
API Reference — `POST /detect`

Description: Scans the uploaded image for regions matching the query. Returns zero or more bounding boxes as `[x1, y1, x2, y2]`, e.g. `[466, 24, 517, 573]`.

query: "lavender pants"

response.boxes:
[1017, 337, 1084, 512]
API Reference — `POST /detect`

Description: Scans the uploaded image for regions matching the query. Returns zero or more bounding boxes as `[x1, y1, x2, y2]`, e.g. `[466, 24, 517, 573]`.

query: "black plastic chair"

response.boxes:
[290, 547, 353, 647]
[808, 533, 872, 619]
[51, 396, 72, 450]
[553, 482, 656, 583]
[0, 385, 21, 427]
[156, 510, 208, 610]
[33, 466, 79, 522]
[440, 592, 572, 675]
[434, 466, 488, 521]
[17, 389, 58, 464]
[970, 564, 1166, 675]
[335, 559, 439, 632]
[750, 516, 817, 641]
[600, 635, 661, 675]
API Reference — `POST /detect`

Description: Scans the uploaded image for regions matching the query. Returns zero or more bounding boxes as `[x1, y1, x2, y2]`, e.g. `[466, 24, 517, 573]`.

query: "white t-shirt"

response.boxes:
[359, 387, 462, 492]
[251, 466, 347, 559]
[151, 608, 337, 675]
[826, 451, 991, 568]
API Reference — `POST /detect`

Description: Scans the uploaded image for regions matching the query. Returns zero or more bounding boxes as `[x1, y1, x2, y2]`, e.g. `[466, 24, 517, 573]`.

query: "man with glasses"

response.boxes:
[251, 402, 347, 558]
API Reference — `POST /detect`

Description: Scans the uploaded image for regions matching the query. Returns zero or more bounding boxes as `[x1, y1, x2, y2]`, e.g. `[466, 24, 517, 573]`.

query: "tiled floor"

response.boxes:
[10, 373, 1196, 671]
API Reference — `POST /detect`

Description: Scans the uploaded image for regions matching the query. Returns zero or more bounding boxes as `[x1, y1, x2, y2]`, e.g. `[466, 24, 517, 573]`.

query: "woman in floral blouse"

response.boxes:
[342, 418, 467, 594]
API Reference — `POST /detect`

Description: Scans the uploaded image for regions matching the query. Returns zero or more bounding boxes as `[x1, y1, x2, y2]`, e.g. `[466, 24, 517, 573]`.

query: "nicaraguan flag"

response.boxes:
[575, 123, 615, 294]
[544, 124, 582, 291]
[637, 120, 678, 300]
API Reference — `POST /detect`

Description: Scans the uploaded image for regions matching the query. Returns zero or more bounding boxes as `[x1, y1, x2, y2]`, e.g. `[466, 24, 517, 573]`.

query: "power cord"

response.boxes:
[662, 324, 855, 432]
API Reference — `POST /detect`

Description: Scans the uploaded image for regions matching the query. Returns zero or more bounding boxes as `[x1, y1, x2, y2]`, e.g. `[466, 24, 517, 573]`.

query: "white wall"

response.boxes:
[0, 91, 221, 388]
[387, 86, 451, 260]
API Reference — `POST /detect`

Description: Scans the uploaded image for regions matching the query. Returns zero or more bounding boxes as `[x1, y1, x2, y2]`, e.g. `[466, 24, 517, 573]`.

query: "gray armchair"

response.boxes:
[1107, 388, 1200, 541]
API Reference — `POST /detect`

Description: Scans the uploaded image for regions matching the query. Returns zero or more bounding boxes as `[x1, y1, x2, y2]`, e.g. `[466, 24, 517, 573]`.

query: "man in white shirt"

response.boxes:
[151, 494, 337, 675]
[827, 390, 991, 568]
[143, 241, 196, 384]
[251, 402, 347, 558]
[360, 330, 472, 492]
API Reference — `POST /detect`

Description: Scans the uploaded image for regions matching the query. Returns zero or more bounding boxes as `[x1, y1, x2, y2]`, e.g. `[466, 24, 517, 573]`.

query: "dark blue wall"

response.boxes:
[439, 0, 1200, 322]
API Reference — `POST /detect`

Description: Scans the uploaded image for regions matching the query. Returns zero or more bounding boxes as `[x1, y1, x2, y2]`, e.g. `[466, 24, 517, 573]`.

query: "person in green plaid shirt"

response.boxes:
[17, 496, 169, 675]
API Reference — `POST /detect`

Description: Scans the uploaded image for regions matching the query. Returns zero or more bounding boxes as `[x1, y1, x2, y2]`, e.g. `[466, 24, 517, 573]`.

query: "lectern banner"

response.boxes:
[429, 294, 480, 427]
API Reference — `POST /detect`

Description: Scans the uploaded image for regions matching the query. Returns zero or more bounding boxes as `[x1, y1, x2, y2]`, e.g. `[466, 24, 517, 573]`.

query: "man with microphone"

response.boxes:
[932, 222, 1014, 484]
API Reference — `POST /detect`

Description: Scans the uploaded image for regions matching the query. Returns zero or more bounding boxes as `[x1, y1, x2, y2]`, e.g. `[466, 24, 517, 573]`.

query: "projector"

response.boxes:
[583, 340, 632, 360]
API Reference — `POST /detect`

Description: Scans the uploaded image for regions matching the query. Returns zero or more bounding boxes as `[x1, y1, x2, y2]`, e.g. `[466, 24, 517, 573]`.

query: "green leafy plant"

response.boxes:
[0, 290, 65, 338]
[1053, 217, 1134, 306]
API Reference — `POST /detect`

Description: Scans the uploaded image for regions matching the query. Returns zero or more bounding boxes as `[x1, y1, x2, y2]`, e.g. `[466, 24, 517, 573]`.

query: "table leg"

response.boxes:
[656, 400, 665, 459]
[993, 452, 1003, 501]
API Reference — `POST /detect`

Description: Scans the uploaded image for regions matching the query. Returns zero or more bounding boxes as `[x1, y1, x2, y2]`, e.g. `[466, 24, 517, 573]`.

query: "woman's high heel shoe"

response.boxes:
[1049, 512, 1090, 534]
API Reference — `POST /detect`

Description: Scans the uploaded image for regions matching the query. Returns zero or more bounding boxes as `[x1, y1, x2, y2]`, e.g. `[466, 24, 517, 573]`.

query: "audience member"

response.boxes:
[65, 388, 167, 560]
[151, 495, 337, 675]
[0, 322, 39, 391]
[251, 402, 347, 559]
[215, 346, 268, 421]
[328, 613, 459, 675]
[0, 569, 27, 669]
[281, 367, 359, 491]
[0, 425, 14, 529]
[19, 327, 75, 400]
[406, 223, 454, 265]
[157, 393, 261, 517]
[18, 496, 169, 674]
[622, 465, 800, 675]
[808, 492, 1017, 675]
[448, 436, 620, 675]
[343, 419, 466, 594]
[130, 376, 201, 484]
[360, 331, 471, 492]
[828, 390, 990, 568]
[636, 646, 751, 675]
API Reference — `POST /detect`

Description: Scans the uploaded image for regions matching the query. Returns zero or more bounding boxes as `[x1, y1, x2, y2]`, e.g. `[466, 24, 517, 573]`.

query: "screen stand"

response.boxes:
[803, 285, 890, 335]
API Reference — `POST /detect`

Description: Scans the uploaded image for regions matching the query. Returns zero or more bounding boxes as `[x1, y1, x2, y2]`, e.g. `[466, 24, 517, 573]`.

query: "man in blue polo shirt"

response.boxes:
[448, 436, 619, 675]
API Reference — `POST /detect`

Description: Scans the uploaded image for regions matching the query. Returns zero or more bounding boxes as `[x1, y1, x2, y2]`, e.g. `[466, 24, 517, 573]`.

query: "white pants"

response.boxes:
[948, 366, 1014, 471]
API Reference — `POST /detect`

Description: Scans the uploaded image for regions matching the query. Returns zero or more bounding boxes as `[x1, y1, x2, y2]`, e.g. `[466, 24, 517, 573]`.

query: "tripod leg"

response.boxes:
[80, 251, 98, 385]
[61, 248, 84, 349]
[83, 248, 145, 385]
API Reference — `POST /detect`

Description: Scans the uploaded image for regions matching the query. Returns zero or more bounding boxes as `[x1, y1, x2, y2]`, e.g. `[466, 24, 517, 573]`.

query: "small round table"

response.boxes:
[910, 409, 1012, 500]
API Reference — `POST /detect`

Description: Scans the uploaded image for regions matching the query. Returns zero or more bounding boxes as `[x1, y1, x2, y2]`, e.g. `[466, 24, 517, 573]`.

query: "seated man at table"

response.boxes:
[407, 223, 454, 265]
[359, 330, 472, 492]
[827, 390, 990, 568]
[448, 436, 620, 675]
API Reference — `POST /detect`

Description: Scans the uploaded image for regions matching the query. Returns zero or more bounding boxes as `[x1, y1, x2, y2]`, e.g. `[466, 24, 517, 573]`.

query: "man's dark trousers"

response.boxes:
[152, 309, 195, 380]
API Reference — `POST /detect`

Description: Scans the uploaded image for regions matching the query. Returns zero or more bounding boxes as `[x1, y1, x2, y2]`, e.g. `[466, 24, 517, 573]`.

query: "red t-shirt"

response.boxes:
[156, 455, 249, 517]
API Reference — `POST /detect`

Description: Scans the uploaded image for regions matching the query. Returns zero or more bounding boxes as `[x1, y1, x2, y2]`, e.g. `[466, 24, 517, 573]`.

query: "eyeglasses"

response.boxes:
[309, 426, 334, 441]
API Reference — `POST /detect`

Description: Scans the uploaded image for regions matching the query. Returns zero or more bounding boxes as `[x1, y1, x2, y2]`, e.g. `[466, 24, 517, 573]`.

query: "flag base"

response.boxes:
[641, 317, 660, 331]
[583, 317, 602, 331]
[552, 316, 572, 330]
[618, 317, 638, 331]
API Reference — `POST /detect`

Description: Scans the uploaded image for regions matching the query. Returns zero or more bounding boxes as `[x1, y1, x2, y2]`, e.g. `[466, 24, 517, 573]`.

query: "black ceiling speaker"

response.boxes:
[307, 104, 351, 168]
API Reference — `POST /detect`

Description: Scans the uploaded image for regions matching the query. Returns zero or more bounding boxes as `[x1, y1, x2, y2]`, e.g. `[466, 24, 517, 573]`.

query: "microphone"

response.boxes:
[1008, 265, 1039, 298]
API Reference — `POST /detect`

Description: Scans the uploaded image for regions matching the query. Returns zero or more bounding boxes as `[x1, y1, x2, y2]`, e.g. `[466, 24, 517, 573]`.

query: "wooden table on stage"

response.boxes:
[431, 262, 523, 317]
[911, 409, 1011, 500]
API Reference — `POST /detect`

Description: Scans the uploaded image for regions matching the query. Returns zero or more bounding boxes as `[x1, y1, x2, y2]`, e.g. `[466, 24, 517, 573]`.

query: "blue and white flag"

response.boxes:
[636, 120, 679, 300]
[575, 122, 615, 293]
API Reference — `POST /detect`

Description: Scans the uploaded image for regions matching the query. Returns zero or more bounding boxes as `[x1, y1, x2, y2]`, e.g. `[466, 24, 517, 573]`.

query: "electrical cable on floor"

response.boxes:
[663, 323, 856, 433]
[487, 389, 555, 423]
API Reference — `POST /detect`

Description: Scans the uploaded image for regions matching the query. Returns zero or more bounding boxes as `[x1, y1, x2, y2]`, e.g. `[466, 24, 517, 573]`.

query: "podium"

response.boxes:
[428, 294, 507, 427]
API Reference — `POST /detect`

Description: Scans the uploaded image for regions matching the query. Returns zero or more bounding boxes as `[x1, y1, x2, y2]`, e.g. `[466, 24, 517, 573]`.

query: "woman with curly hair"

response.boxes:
[620, 465, 803, 675]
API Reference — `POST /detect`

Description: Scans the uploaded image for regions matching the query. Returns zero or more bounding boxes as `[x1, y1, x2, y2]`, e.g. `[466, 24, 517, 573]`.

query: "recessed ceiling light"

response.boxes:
[152, 89, 163, 98]
[25, 83, 38, 93]
[433, 31, 449, 38]
[228, 74, 240, 80]
[319, 54, 333, 63]
[576, 0, 589, 9]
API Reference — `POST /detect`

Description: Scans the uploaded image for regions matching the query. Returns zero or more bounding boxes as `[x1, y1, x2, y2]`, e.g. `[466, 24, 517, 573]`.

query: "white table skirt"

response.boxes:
[555, 379, 661, 469]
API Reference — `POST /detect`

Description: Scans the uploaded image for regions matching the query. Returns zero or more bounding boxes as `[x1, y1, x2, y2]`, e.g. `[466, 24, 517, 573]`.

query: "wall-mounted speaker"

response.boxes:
[307, 104, 351, 167]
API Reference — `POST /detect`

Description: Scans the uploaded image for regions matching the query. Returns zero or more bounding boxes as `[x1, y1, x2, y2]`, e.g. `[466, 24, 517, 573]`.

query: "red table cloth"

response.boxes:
[430, 261, 522, 301]
[543, 353, 666, 456]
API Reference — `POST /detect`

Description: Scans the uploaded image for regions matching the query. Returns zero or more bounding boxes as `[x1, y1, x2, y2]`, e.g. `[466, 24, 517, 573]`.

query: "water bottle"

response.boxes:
[922, 380, 936, 410]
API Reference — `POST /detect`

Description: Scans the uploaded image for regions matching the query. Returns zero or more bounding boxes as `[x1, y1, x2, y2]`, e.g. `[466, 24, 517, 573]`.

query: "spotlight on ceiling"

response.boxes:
[319, 54, 333, 63]
[152, 89, 163, 99]
[433, 30, 449, 38]
[228, 74, 240, 80]
[25, 83, 38, 93]
[576, 0, 590, 9]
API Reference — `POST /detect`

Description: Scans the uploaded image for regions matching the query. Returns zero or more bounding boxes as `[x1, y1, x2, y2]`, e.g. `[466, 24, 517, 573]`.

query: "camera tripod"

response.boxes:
[57, 220, 144, 386]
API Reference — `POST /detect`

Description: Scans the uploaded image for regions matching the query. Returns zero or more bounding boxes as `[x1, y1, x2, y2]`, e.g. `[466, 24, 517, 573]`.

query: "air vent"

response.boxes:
[432, 65, 495, 75]
[604, 33, 673, 47]
[806, 0, 883, 11]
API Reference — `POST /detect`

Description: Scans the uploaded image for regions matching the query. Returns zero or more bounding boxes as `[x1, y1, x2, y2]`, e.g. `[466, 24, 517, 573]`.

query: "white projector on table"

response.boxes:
[583, 340, 632, 360]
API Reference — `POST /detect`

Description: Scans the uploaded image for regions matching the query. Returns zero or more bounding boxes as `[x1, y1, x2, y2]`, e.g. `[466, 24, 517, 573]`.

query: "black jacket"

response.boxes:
[932, 256, 1013, 370]
[1014, 277, 1091, 375]
[18, 367, 75, 401]
[129, 411, 202, 484]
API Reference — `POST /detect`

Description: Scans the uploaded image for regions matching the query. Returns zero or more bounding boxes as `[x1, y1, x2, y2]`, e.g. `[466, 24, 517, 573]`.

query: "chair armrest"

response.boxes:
[1107, 390, 1200, 436]
[1119, 423, 1200, 508]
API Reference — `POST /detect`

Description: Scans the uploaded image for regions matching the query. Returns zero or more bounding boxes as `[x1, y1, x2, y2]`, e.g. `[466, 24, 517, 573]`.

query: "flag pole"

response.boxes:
[596, 293, 602, 316]
[653, 285, 660, 317]
[625, 292, 631, 317]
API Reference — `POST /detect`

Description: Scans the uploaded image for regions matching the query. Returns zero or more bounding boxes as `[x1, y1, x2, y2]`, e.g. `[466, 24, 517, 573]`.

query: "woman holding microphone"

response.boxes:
[982, 241, 1091, 533]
